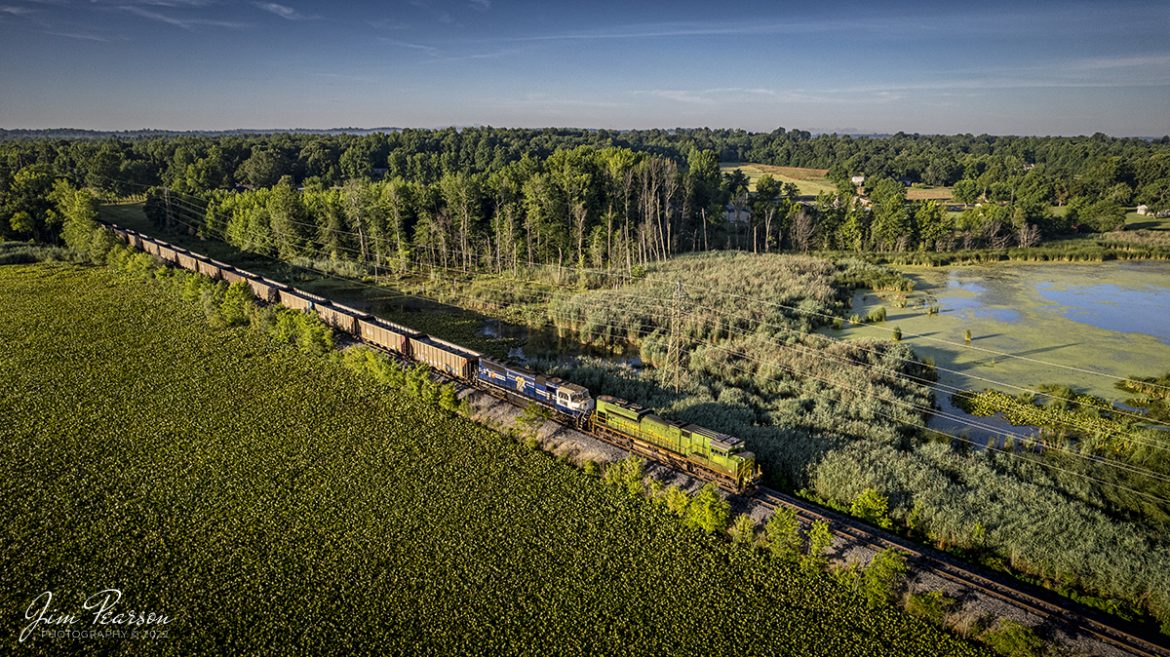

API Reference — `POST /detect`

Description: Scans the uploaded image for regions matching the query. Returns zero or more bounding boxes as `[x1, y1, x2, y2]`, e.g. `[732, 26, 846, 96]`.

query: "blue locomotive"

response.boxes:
[476, 358, 595, 421]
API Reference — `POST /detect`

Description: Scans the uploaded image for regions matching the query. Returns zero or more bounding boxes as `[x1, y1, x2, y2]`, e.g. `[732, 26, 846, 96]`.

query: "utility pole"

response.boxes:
[669, 279, 683, 393]
[162, 186, 174, 230]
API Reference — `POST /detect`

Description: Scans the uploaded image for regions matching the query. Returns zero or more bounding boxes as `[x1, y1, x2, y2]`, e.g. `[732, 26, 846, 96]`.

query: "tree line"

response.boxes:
[4, 127, 1169, 267]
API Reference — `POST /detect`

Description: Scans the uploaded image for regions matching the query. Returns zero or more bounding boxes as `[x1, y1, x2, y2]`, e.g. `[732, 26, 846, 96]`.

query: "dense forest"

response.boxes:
[3, 128, 1170, 269]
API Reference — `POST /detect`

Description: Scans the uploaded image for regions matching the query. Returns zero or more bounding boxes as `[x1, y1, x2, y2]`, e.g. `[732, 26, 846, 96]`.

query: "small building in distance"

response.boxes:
[724, 203, 752, 224]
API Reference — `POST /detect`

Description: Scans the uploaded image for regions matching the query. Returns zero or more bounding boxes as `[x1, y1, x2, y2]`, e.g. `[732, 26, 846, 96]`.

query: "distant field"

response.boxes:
[719, 162, 837, 196]
[721, 163, 954, 201]
[905, 185, 954, 201]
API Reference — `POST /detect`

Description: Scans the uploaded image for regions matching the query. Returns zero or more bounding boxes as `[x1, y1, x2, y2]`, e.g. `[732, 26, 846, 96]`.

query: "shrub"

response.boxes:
[850, 488, 893, 529]
[764, 507, 802, 561]
[728, 514, 757, 544]
[295, 314, 334, 356]
[602, 455, 646, 496]
[219, 281, 255, 326]
[981, 620, 1043, 657]
[905, 590, 955, 625]
[684, 483, 730, 534]
[802, 519, 832, 572]
[518, 402, 551, 434]
[862, 548, 907, 608]
[582, 460, 599, 477]
[865, 306, 887, 323]
[663, 485, 690, 517]
[645, 477, 664, 498]
[438, 384, 459, 413]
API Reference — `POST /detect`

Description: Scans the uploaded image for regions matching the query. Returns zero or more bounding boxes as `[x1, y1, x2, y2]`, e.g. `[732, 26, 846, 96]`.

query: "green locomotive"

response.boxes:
[592, 395, 760, 492]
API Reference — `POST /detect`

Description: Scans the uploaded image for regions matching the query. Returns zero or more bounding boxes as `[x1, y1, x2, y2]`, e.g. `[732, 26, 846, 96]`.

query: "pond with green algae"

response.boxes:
[830, 261, 1170, 440]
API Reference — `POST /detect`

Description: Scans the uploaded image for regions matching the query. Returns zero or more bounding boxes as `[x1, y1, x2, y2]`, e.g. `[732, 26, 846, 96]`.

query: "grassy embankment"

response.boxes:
[0, 261, 987, 656]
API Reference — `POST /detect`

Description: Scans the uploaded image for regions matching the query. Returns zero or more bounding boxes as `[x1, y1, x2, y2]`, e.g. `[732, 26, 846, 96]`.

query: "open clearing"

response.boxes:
[720, 163, 954, 201]
[1127, 211, 1170, 231]
[719, 162, 838, 196]
[906, 185, 955, 201]
[0, 262, 985, 656]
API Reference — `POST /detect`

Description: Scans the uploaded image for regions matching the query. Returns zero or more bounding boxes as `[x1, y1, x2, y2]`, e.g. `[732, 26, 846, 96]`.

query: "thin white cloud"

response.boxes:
[367, 18, 409, 30]
[0, 5, 33, 15]
[635, 87, 790, 106]
[469, 0, 491, 11]
[254, 2, 316, 21]
[43, 30, 111, 41]
[508, 20, 843, 43]
[1072, 53, 1170, 71]
[120, 5, 247, 30]
[379, 37, 441, 57]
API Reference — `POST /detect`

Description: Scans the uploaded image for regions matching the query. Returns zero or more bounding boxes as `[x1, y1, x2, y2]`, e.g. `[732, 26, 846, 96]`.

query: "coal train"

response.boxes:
[106, 223, 762, 493]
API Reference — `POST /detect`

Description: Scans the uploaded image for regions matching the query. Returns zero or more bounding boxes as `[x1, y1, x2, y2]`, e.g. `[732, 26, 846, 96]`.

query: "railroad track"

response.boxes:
[467, 379, 1168, 657]
[755, 489, 1170, 657]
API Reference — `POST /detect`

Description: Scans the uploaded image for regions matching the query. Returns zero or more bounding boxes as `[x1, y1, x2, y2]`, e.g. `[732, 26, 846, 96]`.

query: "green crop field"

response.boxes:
[0, 262, 987, 656]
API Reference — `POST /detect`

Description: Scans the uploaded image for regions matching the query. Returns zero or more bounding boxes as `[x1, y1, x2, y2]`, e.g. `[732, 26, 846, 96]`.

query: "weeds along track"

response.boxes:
[755, 490, 1170, 657]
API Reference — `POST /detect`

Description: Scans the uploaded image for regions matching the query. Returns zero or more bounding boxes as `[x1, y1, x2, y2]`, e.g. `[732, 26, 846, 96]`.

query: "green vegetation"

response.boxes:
[802, 520, 834, 573]
[865, 306, 888, 323]
[682, 483, 732, 534]
[905, 590, 957, 625]
[728, 514, 758, 545]
[6, 130, 1170, 279]
[850, 488, 894, 529]
[765, 507, 803, 561]
[8, 128, 1170, 645]
[81, 193, 1170, 633]
[601, 455, 647, 495]
[1117, 373, 1170, 423]
[954, 385, 1170, 524]
[980, 620, 1044, 657]
[861, 549, 909, 609]
[0, 241, 68, 264]
[0, 262, 993, 656]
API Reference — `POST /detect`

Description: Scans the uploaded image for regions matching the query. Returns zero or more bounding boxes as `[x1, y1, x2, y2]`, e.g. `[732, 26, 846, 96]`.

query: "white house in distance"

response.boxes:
[850, 175, 865, 188]
[1137, 204, 1150, 215]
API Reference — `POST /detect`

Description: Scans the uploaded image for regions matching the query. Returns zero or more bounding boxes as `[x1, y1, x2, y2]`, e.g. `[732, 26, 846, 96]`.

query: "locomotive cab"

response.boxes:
[557, 383, 594, 415]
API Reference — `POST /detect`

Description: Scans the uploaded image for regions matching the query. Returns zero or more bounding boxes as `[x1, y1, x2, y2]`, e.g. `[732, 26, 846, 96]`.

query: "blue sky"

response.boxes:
[1, 0, 1168, 135]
